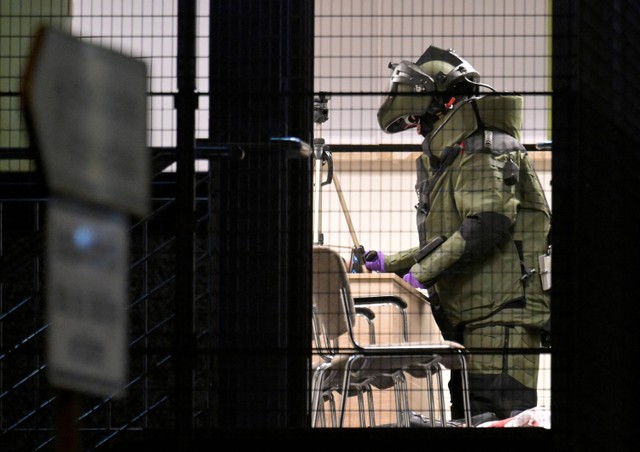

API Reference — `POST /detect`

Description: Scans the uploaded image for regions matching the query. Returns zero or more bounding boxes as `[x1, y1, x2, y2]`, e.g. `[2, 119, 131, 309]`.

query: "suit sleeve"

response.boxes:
[411, 151, 518, 284]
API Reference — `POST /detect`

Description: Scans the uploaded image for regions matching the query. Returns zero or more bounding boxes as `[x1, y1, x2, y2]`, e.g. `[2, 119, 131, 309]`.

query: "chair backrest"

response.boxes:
[312, 246, 357, 352]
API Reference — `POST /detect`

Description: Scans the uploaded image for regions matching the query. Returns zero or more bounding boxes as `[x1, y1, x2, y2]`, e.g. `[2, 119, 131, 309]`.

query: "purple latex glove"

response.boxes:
[403, 271, 425, 289]
[364, 250, 385, 272]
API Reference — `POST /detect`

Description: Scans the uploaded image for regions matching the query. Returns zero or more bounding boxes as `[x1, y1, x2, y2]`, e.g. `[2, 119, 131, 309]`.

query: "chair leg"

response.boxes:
[327, 393, 338, 427]
[365, 384, 376, 427]
[335, 381, 377, 427]
[317, 395, 327, 427]
[311, 363, 329, 427]
[337, 370, 349, 427]
[456, 351, 472, 427]
[406, 358, 442, 427]
[424, 365, 436, 427]
[311, 373, 322, 427]
[434, 365, 447, 426]
[392, 371, 411, 427]
[337, 356, 359, 427]
[357, 385, 367, 427]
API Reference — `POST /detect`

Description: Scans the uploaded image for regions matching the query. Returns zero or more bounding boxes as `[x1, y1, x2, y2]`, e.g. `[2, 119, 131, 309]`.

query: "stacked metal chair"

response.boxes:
[311, 246, 472, 427]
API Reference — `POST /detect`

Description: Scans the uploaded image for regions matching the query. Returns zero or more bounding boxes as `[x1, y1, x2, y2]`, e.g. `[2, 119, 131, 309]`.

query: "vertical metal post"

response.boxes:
[175, 0, 197, 444]
[313, 93, 331, 246]
[208, 0, 314, 428]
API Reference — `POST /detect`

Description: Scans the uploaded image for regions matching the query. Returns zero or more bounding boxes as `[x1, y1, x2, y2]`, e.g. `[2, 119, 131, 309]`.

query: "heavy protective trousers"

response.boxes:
[449, 324, 539, 421]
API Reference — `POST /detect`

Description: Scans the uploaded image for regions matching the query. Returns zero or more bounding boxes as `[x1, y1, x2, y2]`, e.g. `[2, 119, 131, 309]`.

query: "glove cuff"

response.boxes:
[403, 271, 425, 289]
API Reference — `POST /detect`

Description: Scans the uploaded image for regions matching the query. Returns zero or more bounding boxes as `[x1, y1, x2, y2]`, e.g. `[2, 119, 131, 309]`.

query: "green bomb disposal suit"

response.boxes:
[382, 95, 551, 418]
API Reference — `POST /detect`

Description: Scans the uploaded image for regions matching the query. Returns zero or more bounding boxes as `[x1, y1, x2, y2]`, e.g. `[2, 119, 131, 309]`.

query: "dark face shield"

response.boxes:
[377, 95, 429, 133]
[377, 61, 436, 134]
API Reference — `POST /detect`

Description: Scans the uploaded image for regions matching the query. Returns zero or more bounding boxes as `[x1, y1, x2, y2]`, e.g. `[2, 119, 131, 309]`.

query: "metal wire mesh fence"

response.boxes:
[1, 0, 554, 449]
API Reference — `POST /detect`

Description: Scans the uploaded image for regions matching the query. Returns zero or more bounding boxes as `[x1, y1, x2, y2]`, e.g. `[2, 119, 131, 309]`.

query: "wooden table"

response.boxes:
[348, 273, 445, 344]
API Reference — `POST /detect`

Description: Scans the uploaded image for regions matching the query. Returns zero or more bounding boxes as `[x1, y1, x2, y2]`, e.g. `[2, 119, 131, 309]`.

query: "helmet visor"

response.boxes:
[377, 61, 436, 134]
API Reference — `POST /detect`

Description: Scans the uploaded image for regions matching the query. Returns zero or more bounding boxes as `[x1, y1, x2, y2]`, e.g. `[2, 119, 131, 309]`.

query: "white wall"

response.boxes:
[314, 0, 552, 147]
[313, 0, 553, 258]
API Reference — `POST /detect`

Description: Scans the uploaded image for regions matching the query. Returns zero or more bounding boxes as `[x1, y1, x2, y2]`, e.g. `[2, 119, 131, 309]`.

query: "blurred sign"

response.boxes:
[46, 198, 128, 397]
[22, 27, 149, 217]
[22, 27, 150, 398]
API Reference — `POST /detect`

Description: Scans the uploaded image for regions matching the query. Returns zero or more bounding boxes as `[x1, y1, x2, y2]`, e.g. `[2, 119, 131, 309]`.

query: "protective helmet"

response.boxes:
[377, 46, 480, 134]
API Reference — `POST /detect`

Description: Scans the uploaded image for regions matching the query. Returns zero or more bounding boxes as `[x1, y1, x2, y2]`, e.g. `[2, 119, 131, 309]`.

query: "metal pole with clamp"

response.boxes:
[312, 93, 367, 273]
[312, 92, 332, 246]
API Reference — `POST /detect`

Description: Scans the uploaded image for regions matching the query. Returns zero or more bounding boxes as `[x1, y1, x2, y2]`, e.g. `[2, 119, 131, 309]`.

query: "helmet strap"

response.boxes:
[470, 98, 486, 130]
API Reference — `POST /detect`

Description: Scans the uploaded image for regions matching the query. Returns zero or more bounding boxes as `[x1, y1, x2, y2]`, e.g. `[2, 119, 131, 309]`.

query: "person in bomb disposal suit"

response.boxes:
[365, 46, 551, 422]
